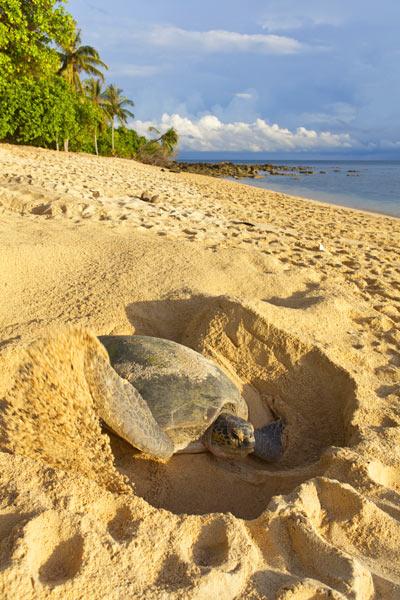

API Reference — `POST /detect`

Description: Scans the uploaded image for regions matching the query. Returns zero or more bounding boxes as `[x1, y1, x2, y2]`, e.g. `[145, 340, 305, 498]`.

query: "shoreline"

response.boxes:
[175, 157, 400, 219]
[227, 175, 400, 220]
[2, 143, 398, 221]
[175, 159, 400, 223]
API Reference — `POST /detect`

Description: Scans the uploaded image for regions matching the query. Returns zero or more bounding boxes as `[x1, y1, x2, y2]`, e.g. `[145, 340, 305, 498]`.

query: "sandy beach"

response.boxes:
[0, 143, 400, 599]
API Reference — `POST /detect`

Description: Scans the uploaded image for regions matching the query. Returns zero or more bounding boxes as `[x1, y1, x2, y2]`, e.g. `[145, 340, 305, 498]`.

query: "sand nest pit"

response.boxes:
[0, 296, 358, 521]
[116, 294, 358, 518]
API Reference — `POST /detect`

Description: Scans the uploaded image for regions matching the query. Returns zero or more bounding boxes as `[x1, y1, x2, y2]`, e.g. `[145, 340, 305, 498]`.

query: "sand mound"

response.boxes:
[0, 326, 129, 494]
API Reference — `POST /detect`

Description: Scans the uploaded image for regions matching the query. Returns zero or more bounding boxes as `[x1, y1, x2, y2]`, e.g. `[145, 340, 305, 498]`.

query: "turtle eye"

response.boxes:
[231, 431, 242, 444]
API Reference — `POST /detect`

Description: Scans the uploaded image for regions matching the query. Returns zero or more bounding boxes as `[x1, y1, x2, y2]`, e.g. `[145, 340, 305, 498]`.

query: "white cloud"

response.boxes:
[259, 1, 343, 32]
[234, 92, 253, 100]
[138, 26, 303, 54]
[110, 64, 161, 78]
[134, 113, 354, 152]
[299, 103, 357, 127]
[261, 15, 341, 32]
[210, 90, 259, 123]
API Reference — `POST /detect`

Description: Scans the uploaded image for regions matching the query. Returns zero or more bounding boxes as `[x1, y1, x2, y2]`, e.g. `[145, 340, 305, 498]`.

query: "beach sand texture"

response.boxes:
[0, 144, 399, 599]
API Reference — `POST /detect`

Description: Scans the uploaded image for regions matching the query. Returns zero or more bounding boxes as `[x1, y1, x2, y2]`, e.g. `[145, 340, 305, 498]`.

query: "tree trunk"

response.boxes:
[94, 129, 98, 156]
[64, 138, 69, 152]
[111, 122, 115, 153]
[56, 138, 59, 151]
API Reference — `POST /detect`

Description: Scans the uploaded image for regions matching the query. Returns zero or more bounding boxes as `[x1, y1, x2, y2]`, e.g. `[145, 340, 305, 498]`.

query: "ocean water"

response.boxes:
[180, 158, 400, 217]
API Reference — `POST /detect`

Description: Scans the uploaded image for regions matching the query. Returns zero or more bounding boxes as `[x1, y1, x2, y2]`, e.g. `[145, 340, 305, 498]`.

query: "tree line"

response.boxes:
[0, 0, 178, 162]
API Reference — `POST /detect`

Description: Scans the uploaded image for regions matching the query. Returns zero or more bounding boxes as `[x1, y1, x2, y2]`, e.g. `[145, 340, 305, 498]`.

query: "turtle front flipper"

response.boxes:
[85, 348, 174, 460]
[253, 420, 285, 462]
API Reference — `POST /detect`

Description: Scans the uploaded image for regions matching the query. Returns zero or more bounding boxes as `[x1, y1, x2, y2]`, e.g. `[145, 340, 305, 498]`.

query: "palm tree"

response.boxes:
[102, 85, 135, 153]
[58, 29, 108, 94]
[84, 78, 107, 156]
[137, 126, 179, 165]
[152, 127, 179, 155]
[148, 126, 179, 155]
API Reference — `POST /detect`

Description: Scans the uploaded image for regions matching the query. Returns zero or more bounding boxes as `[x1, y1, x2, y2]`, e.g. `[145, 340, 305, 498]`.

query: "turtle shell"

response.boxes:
[99, 335, 247, 452]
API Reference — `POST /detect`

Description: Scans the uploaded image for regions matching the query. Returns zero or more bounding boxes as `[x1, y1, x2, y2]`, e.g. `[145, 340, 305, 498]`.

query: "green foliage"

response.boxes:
[101, 85, 135, 152]
[137, 127, 179, 165]
[84, 78, 106, 110]
[69, 98, 104, 152]
[0, 1, 179, 160]
[102, 85, 135, 126]
[0, 76, 79, 146]
[0, 79, 16, 139]
[0, 0, 75, 81]
[58, 29, 108, 92]
[136, 141, 169, 166]
[97, 127, 147, 158]
[159, 127, 179, 155]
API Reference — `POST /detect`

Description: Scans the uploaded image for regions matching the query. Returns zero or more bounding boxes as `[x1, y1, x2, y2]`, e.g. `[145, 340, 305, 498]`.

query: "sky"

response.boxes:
[66, 0, 400, 157]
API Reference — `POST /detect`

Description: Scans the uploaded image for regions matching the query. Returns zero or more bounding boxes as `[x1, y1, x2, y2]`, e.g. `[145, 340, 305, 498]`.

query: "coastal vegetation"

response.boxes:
[0, 0, 178, 162]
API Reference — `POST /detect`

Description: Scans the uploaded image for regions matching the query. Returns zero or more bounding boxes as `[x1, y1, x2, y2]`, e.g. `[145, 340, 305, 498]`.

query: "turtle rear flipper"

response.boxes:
[85, 350, 174, 459]
[253, 420, 285, 462]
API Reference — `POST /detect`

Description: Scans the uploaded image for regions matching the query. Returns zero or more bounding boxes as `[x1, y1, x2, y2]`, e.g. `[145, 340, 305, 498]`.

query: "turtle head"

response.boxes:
[203, 412, 255, 459]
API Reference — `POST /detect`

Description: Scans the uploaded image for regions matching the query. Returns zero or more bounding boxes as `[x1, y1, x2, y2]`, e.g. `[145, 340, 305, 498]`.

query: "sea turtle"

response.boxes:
[93, 335, 285, 462]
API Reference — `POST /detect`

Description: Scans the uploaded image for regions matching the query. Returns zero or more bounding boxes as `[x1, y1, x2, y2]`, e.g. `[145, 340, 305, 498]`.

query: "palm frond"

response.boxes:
[57, 28, 108, 92]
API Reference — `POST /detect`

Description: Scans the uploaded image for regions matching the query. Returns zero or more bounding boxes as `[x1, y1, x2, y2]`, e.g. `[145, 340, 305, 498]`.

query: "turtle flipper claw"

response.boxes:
[253, 419, 285, 462]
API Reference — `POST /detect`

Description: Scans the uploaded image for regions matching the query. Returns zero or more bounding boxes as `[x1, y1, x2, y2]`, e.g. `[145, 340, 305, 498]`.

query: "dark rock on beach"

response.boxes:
[173, 161, 316, 179]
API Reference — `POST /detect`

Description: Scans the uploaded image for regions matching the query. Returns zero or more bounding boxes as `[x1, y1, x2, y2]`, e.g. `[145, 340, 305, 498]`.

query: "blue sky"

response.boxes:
[66, 0, 400, 157]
